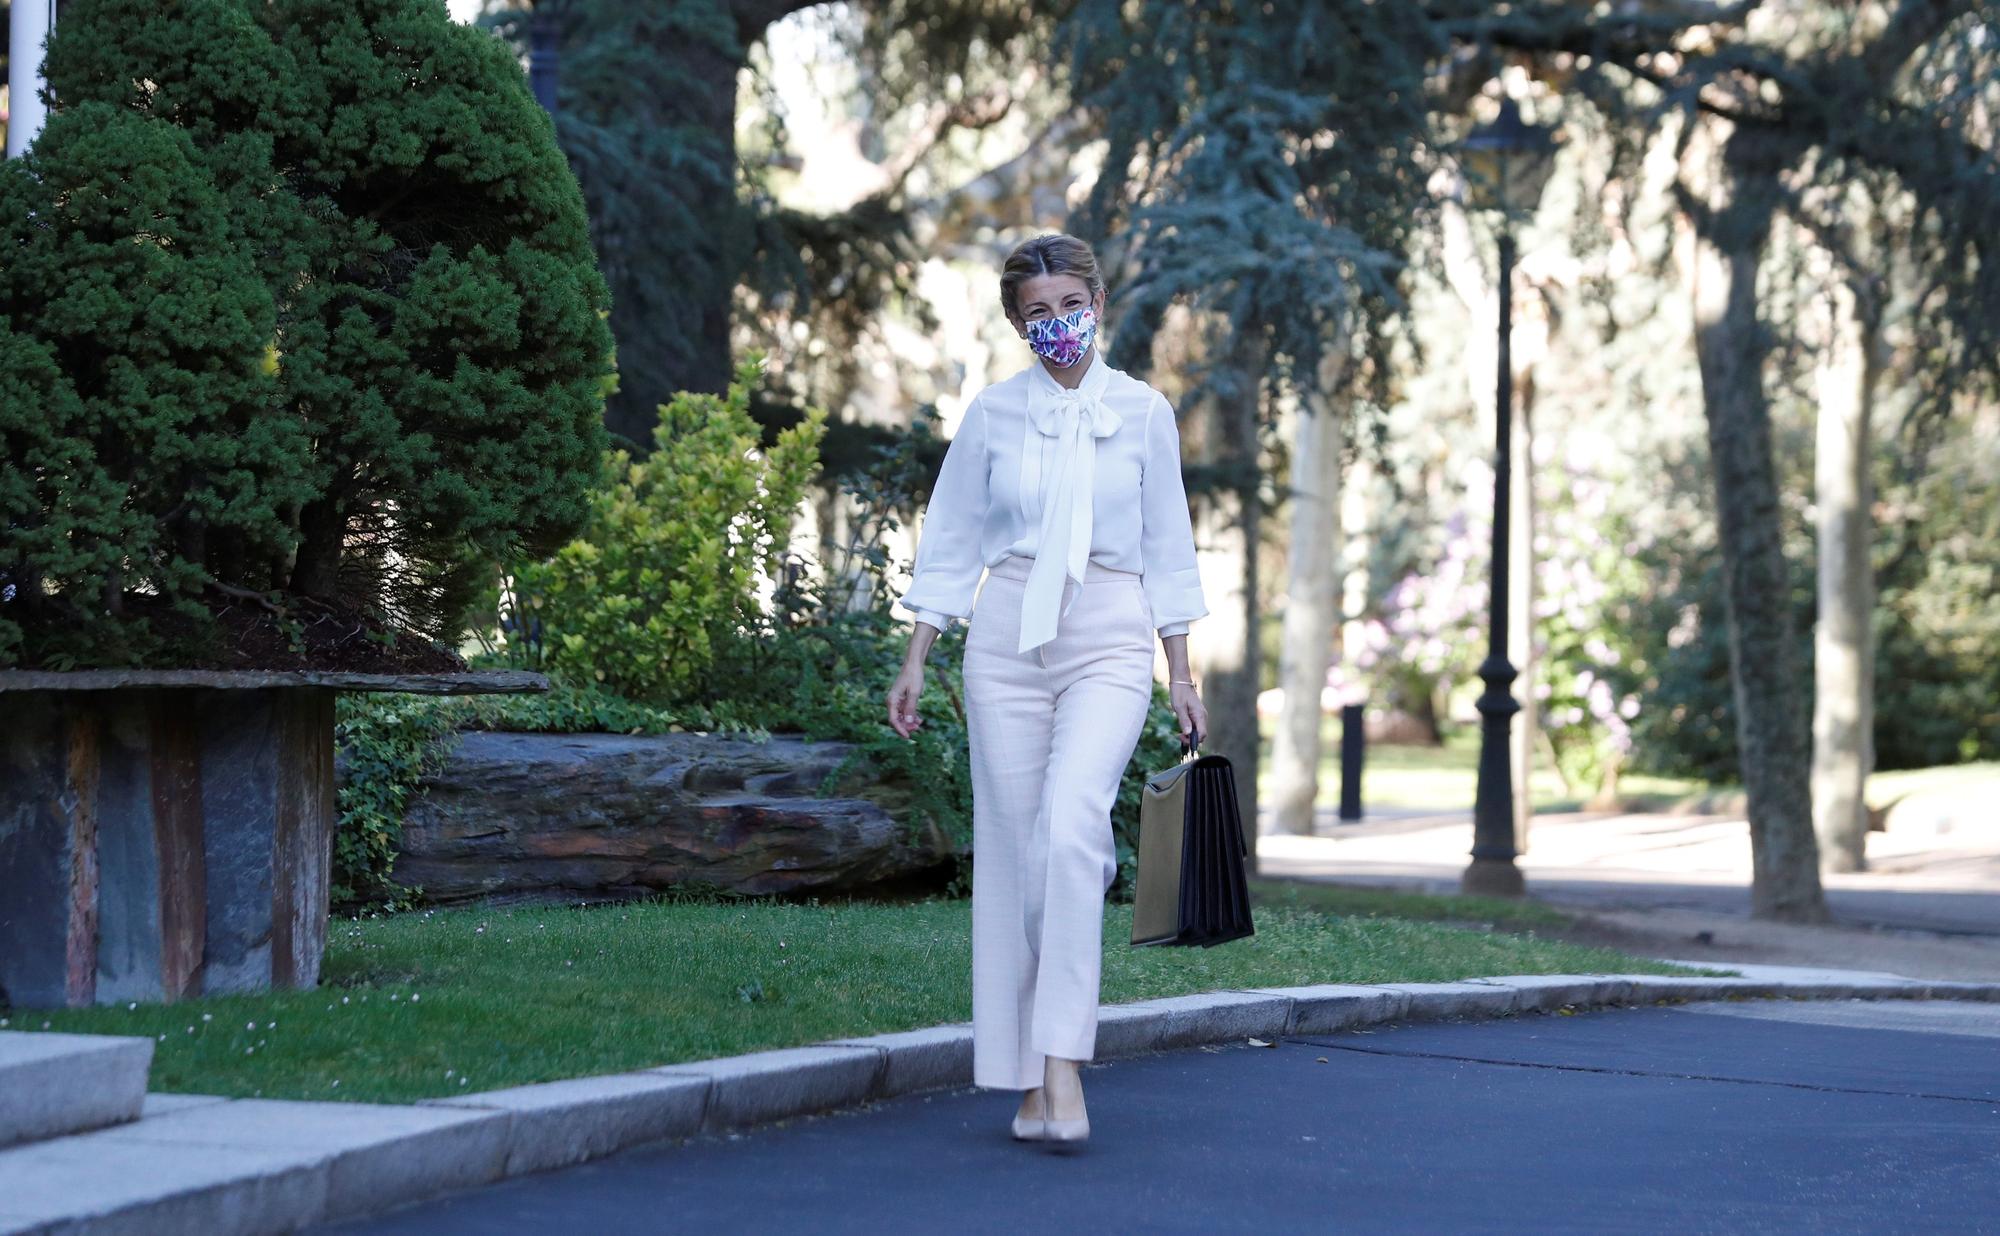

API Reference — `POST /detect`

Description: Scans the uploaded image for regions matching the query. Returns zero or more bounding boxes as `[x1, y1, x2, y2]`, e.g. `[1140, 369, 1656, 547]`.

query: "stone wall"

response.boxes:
[391, 732, 955, 904]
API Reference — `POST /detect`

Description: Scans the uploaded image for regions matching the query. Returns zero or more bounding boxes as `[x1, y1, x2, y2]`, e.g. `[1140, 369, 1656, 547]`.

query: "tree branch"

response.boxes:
[731, 0, 825, 48]
[1853, 0, 1976, 86]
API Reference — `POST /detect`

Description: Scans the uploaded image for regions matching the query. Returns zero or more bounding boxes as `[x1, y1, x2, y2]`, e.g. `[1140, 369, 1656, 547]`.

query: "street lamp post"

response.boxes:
[1458, 97, 1558, 898]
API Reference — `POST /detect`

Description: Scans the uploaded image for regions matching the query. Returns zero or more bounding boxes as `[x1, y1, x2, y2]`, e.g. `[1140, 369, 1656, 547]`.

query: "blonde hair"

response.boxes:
[999, 234, 1107, 325]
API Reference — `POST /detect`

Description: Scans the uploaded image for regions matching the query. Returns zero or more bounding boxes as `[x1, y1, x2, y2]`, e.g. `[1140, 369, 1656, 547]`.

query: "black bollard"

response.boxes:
[1338, 703, 1365, 822]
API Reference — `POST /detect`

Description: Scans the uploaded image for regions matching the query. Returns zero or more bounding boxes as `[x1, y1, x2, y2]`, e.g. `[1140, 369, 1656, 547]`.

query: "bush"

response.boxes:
[1872, 463, 2000, 768]
[510, 359, 826, 703]
[0, 103, 306, 665]
[1, 0, 613, 666]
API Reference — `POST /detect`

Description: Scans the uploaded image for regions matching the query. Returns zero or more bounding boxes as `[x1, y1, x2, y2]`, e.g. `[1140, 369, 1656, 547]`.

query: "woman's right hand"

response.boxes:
[887, 663, 926, 739]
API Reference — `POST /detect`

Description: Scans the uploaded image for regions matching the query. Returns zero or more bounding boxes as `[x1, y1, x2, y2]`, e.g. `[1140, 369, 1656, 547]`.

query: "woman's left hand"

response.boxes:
[1169, 681, 1207, 749]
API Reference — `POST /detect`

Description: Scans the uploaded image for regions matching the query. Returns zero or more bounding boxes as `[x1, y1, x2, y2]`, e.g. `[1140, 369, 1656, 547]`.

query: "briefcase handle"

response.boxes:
[1178, 728, 1204, 761]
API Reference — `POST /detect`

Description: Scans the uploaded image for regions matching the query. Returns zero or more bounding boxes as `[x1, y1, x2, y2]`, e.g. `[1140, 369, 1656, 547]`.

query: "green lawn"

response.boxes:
[1255, 720, 1710, 815]
[1254, 720, 1997, 819]
[14, 892, 1698, 1105]
[1868, 760, 2000, 807]
[1247, 877, 1573, 933]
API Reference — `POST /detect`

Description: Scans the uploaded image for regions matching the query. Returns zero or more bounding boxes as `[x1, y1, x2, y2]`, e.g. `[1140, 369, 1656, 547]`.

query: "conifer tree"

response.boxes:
[0, 0, 614, 666]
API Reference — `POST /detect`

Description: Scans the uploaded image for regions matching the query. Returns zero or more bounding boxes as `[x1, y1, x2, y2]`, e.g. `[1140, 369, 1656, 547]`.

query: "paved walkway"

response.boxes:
[324, 999, 2000, 1234]
[1256, 808, 2000, 938]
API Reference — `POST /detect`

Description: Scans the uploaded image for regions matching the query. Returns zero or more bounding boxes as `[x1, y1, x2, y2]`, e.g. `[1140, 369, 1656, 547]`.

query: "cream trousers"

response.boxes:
[961, 554, 1157, 1090]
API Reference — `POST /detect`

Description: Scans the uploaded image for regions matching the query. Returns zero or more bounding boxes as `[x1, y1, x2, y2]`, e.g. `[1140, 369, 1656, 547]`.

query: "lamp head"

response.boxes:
[1461, 97, 1559, 218]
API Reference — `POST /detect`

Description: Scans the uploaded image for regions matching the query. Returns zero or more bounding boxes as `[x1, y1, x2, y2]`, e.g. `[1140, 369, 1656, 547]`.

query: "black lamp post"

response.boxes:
[1457, 97, 1558, 898]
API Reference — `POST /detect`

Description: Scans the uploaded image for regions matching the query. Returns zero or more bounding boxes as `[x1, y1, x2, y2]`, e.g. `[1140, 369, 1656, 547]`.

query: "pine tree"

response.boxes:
[1, 0, 614, 666]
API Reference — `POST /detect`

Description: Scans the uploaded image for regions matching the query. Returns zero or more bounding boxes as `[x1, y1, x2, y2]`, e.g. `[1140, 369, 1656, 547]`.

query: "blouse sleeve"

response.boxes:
[898, 394, 991, 631]
[1139, 391, 1208, 636]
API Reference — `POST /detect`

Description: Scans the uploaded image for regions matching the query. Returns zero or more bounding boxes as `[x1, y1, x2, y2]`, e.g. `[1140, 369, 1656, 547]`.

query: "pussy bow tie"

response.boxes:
[1018, 364, 1122, 653]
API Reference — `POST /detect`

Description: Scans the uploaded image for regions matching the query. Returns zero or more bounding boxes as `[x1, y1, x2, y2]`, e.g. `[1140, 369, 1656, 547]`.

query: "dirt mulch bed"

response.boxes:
[11, 591, 470, 675]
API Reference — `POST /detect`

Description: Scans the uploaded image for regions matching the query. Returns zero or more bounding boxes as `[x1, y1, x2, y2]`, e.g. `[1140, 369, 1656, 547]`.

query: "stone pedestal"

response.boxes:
[0, 670, 543, 1009]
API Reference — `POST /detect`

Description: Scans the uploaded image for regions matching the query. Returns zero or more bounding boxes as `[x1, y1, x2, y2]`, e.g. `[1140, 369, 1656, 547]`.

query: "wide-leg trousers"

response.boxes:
[961, 554, 1158, 1091]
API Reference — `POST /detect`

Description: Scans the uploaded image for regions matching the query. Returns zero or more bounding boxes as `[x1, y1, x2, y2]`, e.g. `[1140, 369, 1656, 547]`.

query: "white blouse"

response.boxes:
[898, 352, 1208, 650]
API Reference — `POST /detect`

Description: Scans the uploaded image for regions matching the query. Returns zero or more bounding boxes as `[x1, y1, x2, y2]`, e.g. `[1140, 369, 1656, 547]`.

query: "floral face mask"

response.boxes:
[1025, 306, 1098, 369]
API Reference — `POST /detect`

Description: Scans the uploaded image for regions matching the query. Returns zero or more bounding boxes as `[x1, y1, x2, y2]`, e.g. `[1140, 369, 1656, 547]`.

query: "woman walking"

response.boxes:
[885, 233, 1209, 1146]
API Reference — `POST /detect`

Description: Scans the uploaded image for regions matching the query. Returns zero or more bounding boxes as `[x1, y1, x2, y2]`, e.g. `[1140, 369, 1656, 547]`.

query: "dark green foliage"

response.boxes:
[503, 0, 748, 447]
[1, 0, 612, 666]
[1614, 543, 1759, 786]
[1604, 454, 2000, 781]
[0, 103, 306, 664]
[488, 0, 1052, 445]
[1872, 460, 2000, 769]
[1063, 0, 1440, 403]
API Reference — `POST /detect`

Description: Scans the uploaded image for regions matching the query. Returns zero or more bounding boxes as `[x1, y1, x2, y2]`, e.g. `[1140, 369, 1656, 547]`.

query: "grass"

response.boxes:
[1258, 717, 2000, 819]
[1867, 760, 2000, 808]
[1247, 877, 1572, 933]
[1255, 720, 1712, 815]
[14, 892, 1698, 1105]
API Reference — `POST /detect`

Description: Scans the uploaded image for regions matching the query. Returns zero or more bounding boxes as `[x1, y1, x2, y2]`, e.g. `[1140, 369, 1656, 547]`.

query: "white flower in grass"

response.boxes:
[202, 1013, 213, 1022]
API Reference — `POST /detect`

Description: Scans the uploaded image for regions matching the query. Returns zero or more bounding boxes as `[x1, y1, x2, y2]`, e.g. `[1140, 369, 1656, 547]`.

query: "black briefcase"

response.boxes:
[1130, 739, 1255, 948]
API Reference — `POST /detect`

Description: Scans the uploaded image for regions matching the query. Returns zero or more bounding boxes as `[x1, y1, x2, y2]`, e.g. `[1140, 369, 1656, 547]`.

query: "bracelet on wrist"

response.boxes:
[1170, 678, 1196, 687]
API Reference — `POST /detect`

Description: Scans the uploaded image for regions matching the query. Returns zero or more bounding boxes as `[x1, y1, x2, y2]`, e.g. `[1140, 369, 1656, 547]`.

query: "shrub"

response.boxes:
[511, 359, 826, 703]
[1, 0, 613, 666]
[0, 103, 306, 665]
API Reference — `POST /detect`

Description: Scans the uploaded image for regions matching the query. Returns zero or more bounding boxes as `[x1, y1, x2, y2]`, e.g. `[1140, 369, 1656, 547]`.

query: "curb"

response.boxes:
[5, 965, 1996, 1234]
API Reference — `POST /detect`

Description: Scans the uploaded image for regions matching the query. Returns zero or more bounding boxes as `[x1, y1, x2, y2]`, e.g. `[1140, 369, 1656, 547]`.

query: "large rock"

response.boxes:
[394, 732, 955, 903]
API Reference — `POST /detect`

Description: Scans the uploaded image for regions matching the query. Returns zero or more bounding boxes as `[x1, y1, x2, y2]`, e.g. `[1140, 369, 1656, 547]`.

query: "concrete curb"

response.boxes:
[0, 1031, 154, 1151]
[6, 964, 1997, 1235]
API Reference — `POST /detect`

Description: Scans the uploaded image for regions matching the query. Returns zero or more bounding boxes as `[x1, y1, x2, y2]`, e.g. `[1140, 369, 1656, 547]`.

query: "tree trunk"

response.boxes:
[1811, 276, 1882, 872]
[585, 1, 765, 448]
[1192, 337, 1267, 869]
[290, 496, 345, 598]
[1269, 358, 1347, 836]
[1685, 139, 1829, 923]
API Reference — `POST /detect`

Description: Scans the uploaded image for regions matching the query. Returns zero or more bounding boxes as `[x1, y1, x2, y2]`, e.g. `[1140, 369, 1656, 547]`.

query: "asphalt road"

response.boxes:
[327, 1001, 2000, 1235]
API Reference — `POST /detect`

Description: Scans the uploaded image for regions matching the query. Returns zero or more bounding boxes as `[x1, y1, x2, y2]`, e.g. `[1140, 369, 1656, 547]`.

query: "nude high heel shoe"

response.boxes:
[1011, 1089, 1046, 1141]
[1041, 1062, 1089, 1147]
[1042, 1108, 1089, 1145]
